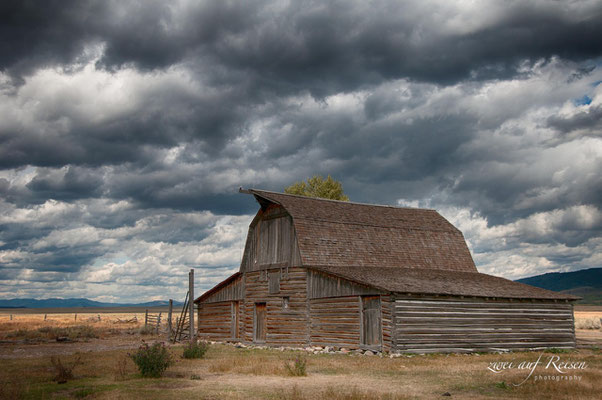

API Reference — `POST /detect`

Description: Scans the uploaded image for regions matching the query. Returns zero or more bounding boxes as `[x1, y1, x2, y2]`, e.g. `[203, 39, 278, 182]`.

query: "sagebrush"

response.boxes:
[7, 325, 98, 341]
[183, 340, 210, 359]
[129, 341, 173, 378]
[575, 318, 602, 330]
[138, 325, 156, 335]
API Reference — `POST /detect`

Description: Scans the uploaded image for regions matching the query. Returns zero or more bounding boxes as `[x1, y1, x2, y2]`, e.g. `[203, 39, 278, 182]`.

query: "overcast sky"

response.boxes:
[1, 0, 601, 302]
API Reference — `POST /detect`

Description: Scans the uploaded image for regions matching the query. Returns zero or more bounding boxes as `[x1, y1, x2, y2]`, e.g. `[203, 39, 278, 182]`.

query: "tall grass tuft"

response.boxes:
[285, 356, 307, 377]
[114, 354, 130, 381]
[50, 355, 82, 384]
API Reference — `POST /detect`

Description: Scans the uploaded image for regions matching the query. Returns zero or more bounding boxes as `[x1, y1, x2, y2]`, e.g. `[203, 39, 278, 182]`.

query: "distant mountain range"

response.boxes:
[2, 269, 600, 307]
[0, 298, 183, 309]
[516, 267, 602, 305]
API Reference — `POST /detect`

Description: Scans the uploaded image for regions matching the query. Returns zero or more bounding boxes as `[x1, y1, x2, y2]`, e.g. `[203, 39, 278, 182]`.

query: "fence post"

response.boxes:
[167, 299, 173, 340]
[44, 314, 47, 321]
[145, 309, 148, 327]
[10, 314, 12, 321]
[74, 314, 77, 322]
[189, 269, 194, 342]
[156, 312, 162, 334]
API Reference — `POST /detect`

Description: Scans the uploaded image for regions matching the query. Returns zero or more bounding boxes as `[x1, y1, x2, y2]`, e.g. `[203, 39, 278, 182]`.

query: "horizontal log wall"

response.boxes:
[309, 296, 361, 349]
[393, 296, 576, 353]
[242, 267, 308, 346]
[197, 301, 233, 340]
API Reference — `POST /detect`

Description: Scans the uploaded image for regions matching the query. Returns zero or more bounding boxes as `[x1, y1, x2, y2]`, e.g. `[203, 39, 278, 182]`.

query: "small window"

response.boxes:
[268, 271, 280, 294]
[282, 296, 290, 310]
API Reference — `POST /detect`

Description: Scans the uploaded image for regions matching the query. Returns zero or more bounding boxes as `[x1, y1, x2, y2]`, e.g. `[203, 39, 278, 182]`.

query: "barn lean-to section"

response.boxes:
[195, 189, 578, 353]
[391, 296, 574, 353]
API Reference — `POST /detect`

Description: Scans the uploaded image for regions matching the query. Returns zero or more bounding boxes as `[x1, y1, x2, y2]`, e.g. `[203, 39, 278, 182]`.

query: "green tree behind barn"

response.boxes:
[284, 175, 349, 201]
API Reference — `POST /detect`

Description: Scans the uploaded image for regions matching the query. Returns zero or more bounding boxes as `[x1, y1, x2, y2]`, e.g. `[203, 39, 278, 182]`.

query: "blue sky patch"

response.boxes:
[574, 95, 592, 106]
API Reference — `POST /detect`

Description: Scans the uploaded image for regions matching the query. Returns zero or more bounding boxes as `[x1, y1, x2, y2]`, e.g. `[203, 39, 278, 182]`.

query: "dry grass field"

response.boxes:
[0, 307, 600, 399]
[0, 311, 146, 336]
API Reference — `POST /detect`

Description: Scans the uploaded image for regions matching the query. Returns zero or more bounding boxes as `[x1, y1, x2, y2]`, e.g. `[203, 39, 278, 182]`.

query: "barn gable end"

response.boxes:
[239, 204, 303, 273]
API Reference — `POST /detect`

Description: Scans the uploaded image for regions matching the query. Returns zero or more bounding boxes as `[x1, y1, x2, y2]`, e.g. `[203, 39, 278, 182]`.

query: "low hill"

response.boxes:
[516, 268, 602, 305]
[0, 298, 183, 309]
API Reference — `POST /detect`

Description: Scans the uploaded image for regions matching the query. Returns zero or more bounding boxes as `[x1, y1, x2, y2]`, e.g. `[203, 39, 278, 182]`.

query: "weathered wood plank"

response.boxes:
[308, 270, 383, 299]
[393, 297, 575, 353]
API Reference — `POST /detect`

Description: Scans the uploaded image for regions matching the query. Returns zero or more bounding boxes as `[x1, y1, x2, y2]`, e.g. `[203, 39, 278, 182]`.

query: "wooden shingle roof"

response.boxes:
[249, 189, 478, 273]
[309, 265, 579, 300]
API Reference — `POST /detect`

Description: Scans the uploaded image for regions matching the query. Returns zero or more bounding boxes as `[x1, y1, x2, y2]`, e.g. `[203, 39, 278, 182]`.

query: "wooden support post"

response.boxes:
[156, 312, 162, 334]
[74, 314, 77, 322]
[44, 314, 47, 321]
[10, 314, 12, 321]
[145, 309, 148, 327]
[167, 299, 173, 340]
[189, 269, 194, 342]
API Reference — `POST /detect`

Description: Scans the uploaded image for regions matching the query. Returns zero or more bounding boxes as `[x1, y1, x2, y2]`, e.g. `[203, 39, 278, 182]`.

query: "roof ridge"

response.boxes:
[309, 265, 480, 274]
[248, 188, 436, 211]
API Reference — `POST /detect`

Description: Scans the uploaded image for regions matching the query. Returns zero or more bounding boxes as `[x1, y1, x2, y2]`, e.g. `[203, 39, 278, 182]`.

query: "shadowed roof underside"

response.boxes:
[249, 189, 478, 273]
[309, 265, 579, 300]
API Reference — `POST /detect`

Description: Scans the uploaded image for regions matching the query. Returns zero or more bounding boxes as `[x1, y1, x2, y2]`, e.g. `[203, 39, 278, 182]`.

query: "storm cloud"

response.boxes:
[0, 0, 601, 302]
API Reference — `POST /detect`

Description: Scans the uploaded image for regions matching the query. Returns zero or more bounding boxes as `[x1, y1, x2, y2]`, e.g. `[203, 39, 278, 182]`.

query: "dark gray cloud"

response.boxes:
[0, 0, 99, 78]
[547, 103, 602, 135]
[0, 0, 601, 301]
[26, 166, 103, 201]
[3, 1, 602, 85]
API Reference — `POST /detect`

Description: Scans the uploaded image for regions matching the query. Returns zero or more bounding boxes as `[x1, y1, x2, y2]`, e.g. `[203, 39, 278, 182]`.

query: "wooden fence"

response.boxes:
[144, 310, 163, 334]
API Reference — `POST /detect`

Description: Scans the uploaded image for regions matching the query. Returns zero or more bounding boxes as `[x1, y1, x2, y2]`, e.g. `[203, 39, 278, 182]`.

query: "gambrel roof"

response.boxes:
[249, 189, 477, 273]
[241, 189, 578, 301]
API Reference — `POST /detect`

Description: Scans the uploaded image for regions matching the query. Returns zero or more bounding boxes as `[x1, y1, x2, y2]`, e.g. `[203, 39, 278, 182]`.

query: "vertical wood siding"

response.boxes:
[308, 269, 382, 299]
[200, 275, 243, 303]
[240, 206, 302, 272]
[242, 267, 309, 346]
[361, 296, 382, 347]
[393, 296, 576, 353]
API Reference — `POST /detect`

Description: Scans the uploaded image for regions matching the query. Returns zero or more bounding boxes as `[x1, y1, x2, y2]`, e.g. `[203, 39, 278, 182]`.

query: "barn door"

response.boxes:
[361, 296, 382, 348]
[231, 301, 239, 339]
[254, 302, 267, 343]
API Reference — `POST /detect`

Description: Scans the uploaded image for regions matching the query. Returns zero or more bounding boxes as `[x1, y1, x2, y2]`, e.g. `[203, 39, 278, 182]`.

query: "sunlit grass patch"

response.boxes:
[1, 340, 601, 399]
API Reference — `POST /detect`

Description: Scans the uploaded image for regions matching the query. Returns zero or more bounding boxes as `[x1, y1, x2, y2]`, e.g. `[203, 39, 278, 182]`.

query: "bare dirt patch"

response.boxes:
[0, 335, 145, 359]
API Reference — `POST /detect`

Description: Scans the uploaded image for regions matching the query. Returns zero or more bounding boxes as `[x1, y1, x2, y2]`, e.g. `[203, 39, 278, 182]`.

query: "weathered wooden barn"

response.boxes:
[195, 189, 578, 353]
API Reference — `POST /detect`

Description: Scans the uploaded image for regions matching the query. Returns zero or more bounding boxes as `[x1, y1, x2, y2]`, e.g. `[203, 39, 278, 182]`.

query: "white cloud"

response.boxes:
[432, 204, 602, 280]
